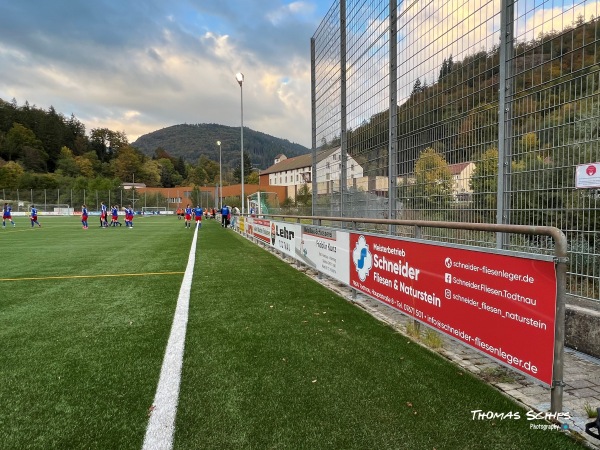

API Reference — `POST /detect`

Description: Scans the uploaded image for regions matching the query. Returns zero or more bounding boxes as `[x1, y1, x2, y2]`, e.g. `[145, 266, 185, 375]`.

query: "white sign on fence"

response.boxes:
[575, 162, 600, 188]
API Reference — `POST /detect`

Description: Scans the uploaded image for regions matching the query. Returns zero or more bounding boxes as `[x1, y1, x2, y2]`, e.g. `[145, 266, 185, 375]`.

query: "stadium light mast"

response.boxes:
[236, 72, 245, 214]
[217, 140, 222, 207]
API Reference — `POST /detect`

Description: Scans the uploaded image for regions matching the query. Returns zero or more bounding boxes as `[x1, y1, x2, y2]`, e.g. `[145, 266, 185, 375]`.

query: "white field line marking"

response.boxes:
[142, 224, 199, 450]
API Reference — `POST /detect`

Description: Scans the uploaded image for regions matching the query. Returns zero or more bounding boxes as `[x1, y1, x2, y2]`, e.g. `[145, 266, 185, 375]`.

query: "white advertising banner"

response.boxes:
[270, 221, 301, 259]
[299, 225, 349, 284]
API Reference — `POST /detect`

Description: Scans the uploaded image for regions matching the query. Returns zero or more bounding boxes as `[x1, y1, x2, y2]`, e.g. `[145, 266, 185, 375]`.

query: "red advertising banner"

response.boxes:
[248, 218, 271, 244]
[349, 233, 557, 385]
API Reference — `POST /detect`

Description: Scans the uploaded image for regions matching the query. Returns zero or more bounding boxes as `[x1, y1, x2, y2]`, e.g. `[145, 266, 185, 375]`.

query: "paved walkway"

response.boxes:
[301, 268, 600, 448]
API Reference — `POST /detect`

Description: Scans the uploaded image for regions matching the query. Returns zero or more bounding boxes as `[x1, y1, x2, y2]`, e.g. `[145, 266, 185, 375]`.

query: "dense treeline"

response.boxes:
[0, 99, 286, 190]
[341, 15, 600, 175]
[323, 15, 600, 226]
[133, 124, 310, 169]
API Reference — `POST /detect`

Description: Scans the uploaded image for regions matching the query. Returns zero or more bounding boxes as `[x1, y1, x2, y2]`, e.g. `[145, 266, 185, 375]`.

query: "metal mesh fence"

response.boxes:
[312, 0, 600, 301]
[0, 189, 182, 213]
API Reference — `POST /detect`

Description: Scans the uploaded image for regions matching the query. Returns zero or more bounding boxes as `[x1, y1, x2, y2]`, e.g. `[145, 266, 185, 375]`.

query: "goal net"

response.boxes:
[30, 204, 73, 216]
[141, 206, 169, 215]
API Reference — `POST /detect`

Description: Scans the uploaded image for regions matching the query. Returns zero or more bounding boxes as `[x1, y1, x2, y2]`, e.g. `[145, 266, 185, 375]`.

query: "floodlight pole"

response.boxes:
[217, 140, 222, 207]
[236, 72, 245, 214]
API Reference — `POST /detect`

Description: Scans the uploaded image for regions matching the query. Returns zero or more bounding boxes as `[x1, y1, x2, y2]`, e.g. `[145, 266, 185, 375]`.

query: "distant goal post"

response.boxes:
[11, 203, 74, 216]
[141, 206, 172, 215]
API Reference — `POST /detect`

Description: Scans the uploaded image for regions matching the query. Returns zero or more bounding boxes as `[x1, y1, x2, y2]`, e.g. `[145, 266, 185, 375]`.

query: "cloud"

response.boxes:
[0, 0, 327, 148]
[267, 1, 315, 25]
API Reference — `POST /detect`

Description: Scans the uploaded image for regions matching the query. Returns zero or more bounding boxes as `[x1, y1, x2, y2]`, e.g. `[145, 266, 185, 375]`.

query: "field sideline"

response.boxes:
[0, 216, 586, 449]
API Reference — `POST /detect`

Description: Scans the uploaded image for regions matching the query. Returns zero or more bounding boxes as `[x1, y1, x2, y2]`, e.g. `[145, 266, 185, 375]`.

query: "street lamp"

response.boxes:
[236, 72, 245, 214]
[217, 140, 222, 207]
[132, 173, 136, 211]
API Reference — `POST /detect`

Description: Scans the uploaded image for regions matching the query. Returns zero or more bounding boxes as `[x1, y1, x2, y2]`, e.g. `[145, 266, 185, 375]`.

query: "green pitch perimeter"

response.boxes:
[0, 216, 585, 449]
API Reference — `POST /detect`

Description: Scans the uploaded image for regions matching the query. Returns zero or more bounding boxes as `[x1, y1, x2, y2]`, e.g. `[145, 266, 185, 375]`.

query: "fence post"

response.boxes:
[496, 0, 514, 249]
[551, 233, 568, 413]
[340, 0, 347, 222]
[311, 37, 317, 218]
[388, 0, 398, 236]
[412, 224, 423, 333]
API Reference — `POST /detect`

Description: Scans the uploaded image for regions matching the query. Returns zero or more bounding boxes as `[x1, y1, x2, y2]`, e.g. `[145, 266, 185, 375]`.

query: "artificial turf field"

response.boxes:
[0, 215, 586, 449]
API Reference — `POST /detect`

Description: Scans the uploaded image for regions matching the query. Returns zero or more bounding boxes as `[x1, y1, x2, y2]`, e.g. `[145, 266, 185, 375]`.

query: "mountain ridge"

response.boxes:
[132, 123, 310, 170]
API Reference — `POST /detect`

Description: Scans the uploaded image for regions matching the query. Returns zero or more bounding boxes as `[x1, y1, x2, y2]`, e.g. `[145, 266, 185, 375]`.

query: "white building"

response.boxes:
[261, 148, 364, 199]
[448, 162, 475, 201]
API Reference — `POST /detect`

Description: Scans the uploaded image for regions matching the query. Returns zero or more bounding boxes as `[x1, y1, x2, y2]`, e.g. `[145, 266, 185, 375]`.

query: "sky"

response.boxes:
[0, 0, 334, 148]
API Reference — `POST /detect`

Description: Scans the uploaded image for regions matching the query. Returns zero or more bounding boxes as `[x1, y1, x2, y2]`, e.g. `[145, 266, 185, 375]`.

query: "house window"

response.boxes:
[326, 162, 330, 169]
[326, 173, 330, 180]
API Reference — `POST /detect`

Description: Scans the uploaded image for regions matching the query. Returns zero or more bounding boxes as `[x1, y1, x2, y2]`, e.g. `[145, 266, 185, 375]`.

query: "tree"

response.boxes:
[198, 156, 219, 185]
[156, 158, 183, 187]
[112, 146, 143, 182]
[0, 161, 25, 188]
[56, 146, 80, 177]
[2, 123, 43, 163]
[470, 147, 499, 220]
[411, 78, 423, 96]
[175, 157, 187, 179]
[138, 160, 161, 187]
[187, 165, 209, 186]
[75, 155, 95, 178]
[245, 170, 259, 184]
[411, 147, 452, 210]
[296, 184, 312, 206]
[89, 128, 128, 163]
[438, 55, 454, 82]
[233, 152, 253, 183]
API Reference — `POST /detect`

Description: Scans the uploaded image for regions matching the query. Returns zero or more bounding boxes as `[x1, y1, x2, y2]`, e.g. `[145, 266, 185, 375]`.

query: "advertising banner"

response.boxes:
[270, 221, 301, 259]
[251, 218, 271, 244]
[299, 225, 349, 284]
[349, 233, 557, 385]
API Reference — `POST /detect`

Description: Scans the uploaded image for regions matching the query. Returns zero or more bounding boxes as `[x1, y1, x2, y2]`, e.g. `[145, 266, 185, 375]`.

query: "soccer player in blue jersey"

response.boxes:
[193, 205, 203, 229]
[184, 204, 193, 228]
[81, 204, 89, 229]
[124, 205, 134, 228]
[100, 202, 108, 227]
[111, 205, 122, 227]
[3, 203, 15, 228]
[221, 205, 230, 228]
[30, 205, 41, 227]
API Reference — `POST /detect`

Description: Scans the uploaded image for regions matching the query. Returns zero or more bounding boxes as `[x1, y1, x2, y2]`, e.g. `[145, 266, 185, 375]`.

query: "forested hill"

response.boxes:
[132, 123, 310, 170]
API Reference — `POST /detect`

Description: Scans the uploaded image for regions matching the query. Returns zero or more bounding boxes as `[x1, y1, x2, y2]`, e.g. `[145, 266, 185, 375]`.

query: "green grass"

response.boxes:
[175, 221, 584, 450]
[0, 216, 586, 449]
[0, 215, 190, 449]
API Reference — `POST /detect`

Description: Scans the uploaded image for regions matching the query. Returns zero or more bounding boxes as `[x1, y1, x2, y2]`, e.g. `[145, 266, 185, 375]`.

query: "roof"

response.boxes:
[261, 148, 339, 175]
[447, 162, 473, 175]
